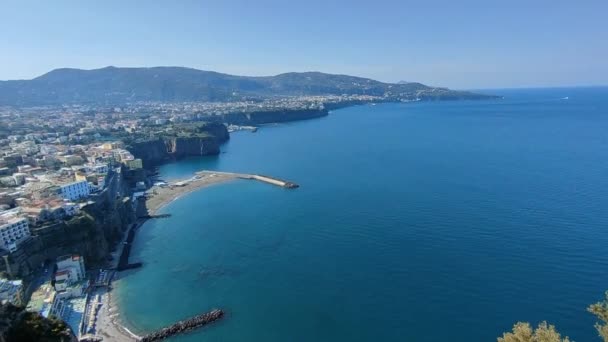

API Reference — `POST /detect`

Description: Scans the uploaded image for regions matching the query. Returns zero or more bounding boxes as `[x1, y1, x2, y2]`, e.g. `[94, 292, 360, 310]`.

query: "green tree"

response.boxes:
[0, 303, 75, 341]
[498, 322, 570, 342]
[588, 291, 608, 342]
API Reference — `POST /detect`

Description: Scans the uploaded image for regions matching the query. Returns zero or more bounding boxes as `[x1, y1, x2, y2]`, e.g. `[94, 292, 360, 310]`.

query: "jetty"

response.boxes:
[250, 174, 299, 188]
[139, 309, 224, 341]
[196, 170, 299, 189]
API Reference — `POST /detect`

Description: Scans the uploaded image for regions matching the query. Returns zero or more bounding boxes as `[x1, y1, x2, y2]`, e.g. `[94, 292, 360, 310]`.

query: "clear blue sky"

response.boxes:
[1, 0, 606, 89]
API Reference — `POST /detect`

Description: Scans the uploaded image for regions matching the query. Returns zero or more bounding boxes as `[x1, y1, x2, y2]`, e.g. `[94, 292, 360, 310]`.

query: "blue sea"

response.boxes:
[115, 87, 608, 341]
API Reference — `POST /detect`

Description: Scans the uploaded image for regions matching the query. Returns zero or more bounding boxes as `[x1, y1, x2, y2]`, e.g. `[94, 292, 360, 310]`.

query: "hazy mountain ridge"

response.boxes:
[0, 66, 493, 106]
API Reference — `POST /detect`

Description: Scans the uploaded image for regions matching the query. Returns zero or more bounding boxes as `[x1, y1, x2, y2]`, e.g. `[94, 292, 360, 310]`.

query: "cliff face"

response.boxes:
[201, 108, 328, 125]
[0, 199, 135, 278]
[195, 121, 230, 141]
[129, 138, 169, 168]
[0, 169, 135, 277]
[128, 122, 230, 168]
[130, 136, 222, 168]
[0, 217, 103, 277]
[165, 136, 220, 159]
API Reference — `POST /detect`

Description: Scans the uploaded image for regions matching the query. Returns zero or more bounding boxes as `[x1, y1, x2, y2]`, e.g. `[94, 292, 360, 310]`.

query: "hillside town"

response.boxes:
[0, 138, 142, 253]
[0, 131, 144, 339]
[0, 93, 383, 135]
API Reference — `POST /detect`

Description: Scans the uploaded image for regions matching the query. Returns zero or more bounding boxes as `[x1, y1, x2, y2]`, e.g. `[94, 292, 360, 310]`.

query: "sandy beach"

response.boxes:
[91, 171, 239, 341]
[94, 287, 139, 342]
[145, 172, 239, 215]
[93, 232, 141, 341]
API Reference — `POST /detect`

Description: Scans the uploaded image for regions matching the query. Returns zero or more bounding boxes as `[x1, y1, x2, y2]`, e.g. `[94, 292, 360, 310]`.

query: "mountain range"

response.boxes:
[0, 66, 494, 106]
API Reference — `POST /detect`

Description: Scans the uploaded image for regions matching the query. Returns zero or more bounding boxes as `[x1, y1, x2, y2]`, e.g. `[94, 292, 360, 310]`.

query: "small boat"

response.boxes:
[561, 96, 569, 100]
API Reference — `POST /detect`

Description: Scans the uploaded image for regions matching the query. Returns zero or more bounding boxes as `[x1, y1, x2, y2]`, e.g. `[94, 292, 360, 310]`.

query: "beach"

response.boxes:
[145, 172, 239, 215]
[94, 287, 139, 342]
[91, 171, 239, 341]
[93, 230, 140, 341]
[92, 169, 295, 340]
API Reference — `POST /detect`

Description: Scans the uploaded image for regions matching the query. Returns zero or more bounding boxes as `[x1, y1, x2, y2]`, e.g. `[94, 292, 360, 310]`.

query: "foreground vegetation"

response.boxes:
[0, 303, 74, 341]
[2, 290, 607, 341]
[499, 292, 608, 342]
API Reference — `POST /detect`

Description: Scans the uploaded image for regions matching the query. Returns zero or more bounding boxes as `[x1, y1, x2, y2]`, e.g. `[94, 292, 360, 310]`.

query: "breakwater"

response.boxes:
[196, 170, 299, 189]
[139, 309, 224, 341]
[251, 174, 299, 189]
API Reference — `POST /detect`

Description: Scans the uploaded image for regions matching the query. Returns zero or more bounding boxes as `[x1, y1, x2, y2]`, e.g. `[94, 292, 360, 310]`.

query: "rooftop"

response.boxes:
[57, 254, 82, 262]
[0, 209, 26, 226]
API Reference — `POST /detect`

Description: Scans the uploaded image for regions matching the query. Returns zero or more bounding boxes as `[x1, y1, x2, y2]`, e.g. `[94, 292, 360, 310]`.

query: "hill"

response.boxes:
[0, 66, 494, 106]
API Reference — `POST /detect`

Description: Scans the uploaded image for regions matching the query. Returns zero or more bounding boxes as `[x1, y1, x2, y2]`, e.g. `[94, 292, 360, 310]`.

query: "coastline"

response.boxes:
[94, 172, 239, 341]
[145, 172, 239, 215]
[95, 285, 139, 342]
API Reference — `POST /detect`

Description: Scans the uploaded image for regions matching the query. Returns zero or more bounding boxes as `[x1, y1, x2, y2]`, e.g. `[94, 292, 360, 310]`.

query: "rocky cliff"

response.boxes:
[128, 138, 169, 168]
[0, 169, 135, 277]
[127, 122, 229, 168]
[200, 108, 328, 125]
[129, 136, 222, 168]
[165, 136, 220, 159]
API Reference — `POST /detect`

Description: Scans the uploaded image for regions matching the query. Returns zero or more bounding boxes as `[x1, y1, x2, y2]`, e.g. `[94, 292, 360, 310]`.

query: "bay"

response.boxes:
[116, 87, 608, 341]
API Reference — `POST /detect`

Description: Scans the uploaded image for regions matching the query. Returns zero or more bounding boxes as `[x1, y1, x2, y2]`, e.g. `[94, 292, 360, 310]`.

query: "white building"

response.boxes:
[92, 163, 109, 174]
[59, 180, 90, 201]
[82, 162, 109, 175]
[54, 269, 73, 292]
[0, 211, 31, 253]
[56, 255, 86, 283]
[54, 255, 87, 298]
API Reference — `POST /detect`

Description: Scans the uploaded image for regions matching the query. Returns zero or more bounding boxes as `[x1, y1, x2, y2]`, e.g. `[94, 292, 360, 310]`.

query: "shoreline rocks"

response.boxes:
[139, 309, 224, 341]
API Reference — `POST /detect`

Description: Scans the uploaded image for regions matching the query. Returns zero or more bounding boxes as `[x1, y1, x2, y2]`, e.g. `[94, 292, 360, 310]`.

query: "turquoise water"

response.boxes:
[116, 87, 608, 341]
